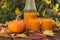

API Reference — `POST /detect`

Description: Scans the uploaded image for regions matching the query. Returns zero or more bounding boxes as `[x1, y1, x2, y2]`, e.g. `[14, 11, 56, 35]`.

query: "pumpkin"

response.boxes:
[8, 20, 26, 33]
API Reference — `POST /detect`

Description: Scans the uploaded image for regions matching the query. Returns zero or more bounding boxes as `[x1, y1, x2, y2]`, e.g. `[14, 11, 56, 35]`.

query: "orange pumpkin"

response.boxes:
[8, 20, 26, 33]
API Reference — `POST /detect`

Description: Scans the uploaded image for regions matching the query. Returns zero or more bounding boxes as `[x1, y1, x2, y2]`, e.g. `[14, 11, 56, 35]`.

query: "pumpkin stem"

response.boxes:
[16, 12, 22, 21]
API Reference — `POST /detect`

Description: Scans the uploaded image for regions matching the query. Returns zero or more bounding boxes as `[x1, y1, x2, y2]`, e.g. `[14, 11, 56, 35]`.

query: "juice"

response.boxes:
[24, 0, 37, 31]
[41, 19, 52, 31]
[24, 11, 37, 30]
[28, 18, 41, 31]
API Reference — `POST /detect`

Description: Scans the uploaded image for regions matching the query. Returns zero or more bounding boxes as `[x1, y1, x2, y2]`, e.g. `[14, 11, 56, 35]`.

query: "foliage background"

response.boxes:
[0, 0, 60, 23]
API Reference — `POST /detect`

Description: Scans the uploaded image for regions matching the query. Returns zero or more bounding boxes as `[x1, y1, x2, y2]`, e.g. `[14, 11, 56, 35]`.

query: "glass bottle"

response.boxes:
[24, 0, 37, 31]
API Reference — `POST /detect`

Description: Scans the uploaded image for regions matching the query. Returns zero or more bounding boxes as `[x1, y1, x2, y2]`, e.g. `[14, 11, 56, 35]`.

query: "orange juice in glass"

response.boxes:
[28, 18, 41, 31]
[41, 19, 53, 31]
[24, 11, 37, 30]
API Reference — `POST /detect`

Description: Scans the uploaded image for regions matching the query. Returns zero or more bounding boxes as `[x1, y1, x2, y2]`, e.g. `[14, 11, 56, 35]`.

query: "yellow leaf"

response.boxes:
[55, 3, 59, 9]
[53, 3, 59, 13]
[55, 21, 60, 27]
[1, 2, 7, 9]
[42, 10, 46, 17]
[44, 0, 51, 4]
[12, 33, 26, 38]
[43, 30, 55, 36]
[37, 12, 39, 16]
[15, 7, 20, 15]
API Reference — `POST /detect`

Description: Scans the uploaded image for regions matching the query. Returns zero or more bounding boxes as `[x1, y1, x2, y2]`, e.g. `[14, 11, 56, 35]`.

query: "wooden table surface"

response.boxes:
[0, 32, 60, 40]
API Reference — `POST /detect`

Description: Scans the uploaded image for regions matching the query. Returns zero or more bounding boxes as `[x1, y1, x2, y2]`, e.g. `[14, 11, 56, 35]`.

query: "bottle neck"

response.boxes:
[24, 0, 36, 11]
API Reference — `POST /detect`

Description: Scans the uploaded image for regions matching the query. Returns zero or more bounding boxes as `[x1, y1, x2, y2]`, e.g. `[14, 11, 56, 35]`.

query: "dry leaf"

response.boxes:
[0, 27, 10, 37]
[12, 33, 26, 38]
[54, 21, 60, 31]
[43, 30, 55, 36]
[55, 19, 60, 26]
[0, 27, 7, 34]
[0, 24, 4, 27]
[0, 33, 10, 37]
[54, 27, 60, 32]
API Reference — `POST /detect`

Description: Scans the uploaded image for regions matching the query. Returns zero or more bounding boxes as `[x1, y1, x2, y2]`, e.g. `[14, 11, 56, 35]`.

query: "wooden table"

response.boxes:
[0, 32, 60, 40]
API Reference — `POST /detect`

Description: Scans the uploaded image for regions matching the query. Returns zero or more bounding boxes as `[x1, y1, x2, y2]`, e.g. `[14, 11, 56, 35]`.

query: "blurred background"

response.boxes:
[0, 0, 60, 23]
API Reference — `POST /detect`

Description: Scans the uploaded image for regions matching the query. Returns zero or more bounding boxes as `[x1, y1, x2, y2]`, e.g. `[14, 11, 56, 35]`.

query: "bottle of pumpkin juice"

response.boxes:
[24, 0, 37, 30]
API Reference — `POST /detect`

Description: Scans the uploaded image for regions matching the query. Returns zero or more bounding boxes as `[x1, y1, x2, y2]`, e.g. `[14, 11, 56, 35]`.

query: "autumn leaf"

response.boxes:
[54, 21, 60, 31]
[43, 30, 55, 36]
[55, 20, 60, 27]
[12, 33, 26, 38]
[1, 2, 7, 9]
[43, 0, 51, 4]
[15, 7, 20, 15]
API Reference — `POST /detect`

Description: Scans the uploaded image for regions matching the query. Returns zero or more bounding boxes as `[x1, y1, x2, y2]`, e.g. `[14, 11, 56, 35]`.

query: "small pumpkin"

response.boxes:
[8, 20, 26, 33]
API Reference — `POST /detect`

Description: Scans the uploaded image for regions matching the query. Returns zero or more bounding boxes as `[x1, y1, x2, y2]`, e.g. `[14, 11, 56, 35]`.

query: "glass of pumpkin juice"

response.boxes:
[41, 19, 53, 31]
[28, 18, 41, 31]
